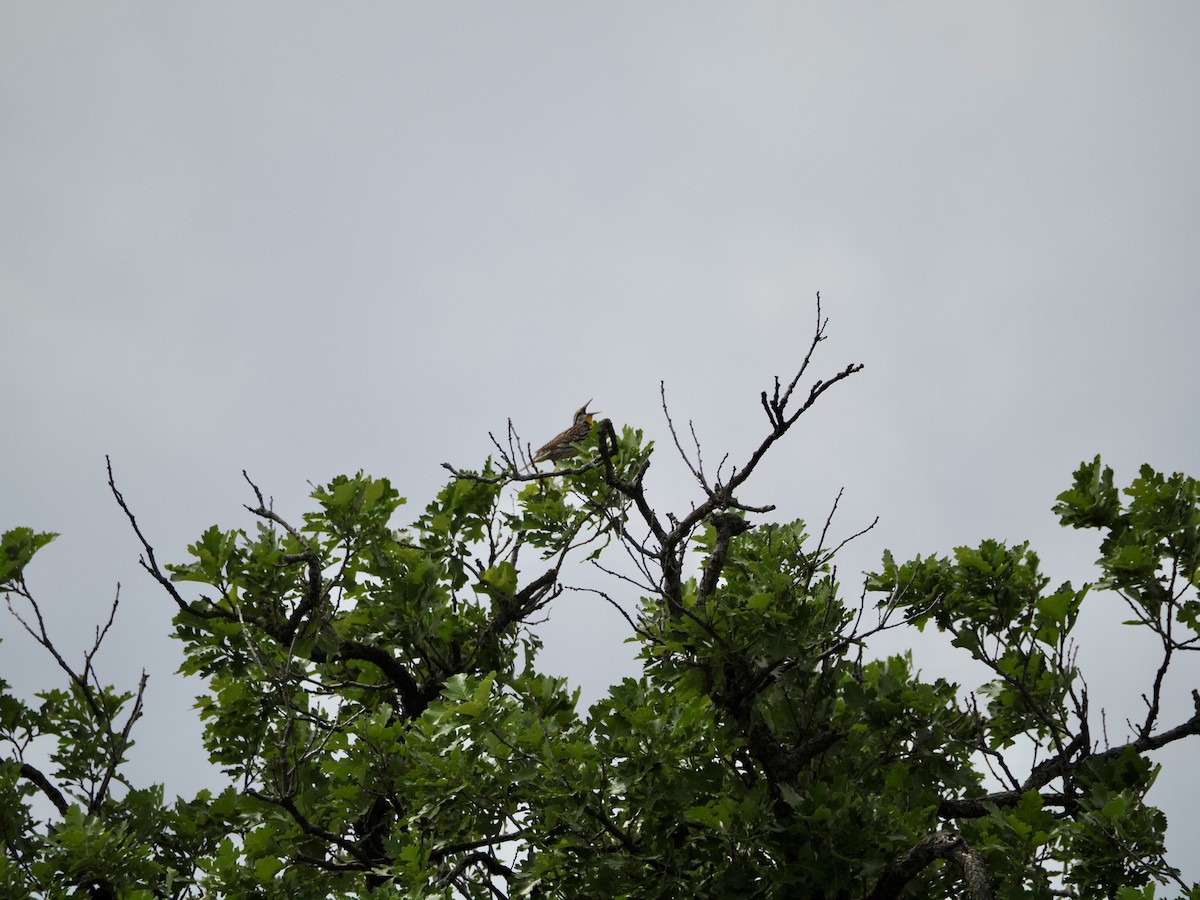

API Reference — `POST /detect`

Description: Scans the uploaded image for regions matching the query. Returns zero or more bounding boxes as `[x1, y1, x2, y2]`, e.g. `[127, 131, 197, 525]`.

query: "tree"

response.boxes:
[3, 303, 1199, 899]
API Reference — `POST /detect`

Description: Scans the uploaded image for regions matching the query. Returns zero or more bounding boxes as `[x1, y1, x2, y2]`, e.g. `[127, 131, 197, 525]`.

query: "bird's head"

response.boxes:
[575, 401, 595, 426]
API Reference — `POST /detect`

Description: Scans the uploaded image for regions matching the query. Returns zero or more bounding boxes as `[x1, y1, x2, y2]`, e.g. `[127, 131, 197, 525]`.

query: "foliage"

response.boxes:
[3, 309, 1199, 898]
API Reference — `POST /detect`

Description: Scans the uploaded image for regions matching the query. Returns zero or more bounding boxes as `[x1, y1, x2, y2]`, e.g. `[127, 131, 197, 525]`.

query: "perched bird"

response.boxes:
[530, 401, 596, 467]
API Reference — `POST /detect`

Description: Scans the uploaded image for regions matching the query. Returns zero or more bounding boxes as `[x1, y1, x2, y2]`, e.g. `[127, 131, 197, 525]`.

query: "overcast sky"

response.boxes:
[3, 3, 1199, 884]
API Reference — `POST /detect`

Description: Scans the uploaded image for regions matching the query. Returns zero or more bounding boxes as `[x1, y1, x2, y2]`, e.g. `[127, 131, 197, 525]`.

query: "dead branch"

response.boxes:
[867, 830, 994, 900]
[18, 762, 69, 816]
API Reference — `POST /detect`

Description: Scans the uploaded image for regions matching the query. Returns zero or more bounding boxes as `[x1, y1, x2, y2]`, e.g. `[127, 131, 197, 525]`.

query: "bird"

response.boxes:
[529, 401, 596, 468]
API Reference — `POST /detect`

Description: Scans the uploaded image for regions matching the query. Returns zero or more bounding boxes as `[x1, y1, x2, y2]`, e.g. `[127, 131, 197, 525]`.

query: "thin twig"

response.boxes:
[108, 456, 218, 619]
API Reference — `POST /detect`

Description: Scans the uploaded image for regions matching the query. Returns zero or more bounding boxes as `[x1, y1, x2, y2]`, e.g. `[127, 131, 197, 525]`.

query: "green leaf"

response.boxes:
[478, 562, 518, 598]
[0, 527, 59, 585]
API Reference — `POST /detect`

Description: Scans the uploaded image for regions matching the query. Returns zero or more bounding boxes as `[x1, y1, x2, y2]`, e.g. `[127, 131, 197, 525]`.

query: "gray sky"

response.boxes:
[4, 3, 1199, 884]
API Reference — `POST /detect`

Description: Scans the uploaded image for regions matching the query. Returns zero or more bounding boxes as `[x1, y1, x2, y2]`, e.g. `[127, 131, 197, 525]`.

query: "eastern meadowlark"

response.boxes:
[530, 401, 596, 467]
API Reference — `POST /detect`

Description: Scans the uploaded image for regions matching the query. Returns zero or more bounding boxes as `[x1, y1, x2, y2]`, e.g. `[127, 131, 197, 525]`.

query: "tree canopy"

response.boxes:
[3, 310, 1199, 899]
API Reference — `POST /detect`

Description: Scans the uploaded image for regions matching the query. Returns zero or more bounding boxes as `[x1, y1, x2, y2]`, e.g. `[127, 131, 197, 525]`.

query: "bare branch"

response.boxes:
[759, 388, 779, 429]
[442, 458, 603, 484]
[247, 789, 372, 866]
[941, 692, 1200, 823]
[108, 456, 219, 619]
[776, 294, 829, 411]
[867, 830, 994, 900]
[18, 762, 69, 816]
[646, 299, 863, 557]
[939, 791, 1074, 819]
[430, 829, 535, 861]
[436, 851, 515, 891]
[696, 512, 751, 604]
[91, 669, 148, 813]
[292, 854, 369, 873]
[83, 586, 123, 690]
[6, 590, 95, 708]
[564, 585, 651, 640]
[488, 427, 516, 471]
[241, 478, 327, 640]
[1140, 575, 1178, 739]
[322, 639, 430, 716]
[660, 381, 708, 493]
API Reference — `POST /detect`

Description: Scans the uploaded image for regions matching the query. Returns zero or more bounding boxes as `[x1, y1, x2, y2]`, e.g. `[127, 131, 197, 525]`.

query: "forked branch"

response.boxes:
[867, 830, 994, 900]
